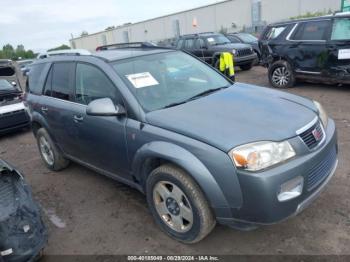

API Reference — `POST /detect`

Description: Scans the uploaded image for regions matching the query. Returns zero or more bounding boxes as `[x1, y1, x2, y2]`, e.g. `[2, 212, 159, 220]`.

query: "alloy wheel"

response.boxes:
[153, 181, 194, 233]
[39, 136, 54, 166]
[272, 66, 291, 87]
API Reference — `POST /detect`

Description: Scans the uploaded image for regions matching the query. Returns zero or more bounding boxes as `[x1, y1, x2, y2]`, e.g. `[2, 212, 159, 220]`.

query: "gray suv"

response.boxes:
[25, 44, 338, 243]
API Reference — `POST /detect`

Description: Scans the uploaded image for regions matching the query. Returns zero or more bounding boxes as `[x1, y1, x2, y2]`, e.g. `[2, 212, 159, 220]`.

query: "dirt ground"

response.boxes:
[1, 66, 349, 255]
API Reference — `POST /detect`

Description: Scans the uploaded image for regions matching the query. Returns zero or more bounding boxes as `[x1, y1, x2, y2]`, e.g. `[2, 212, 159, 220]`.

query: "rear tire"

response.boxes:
[146, 164, 216, 243]
[268, 60, 295, 88]
[36, 128, 69, 171]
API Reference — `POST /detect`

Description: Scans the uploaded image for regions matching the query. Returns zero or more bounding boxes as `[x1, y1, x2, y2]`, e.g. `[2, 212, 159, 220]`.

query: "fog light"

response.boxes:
[277, 176, 304, 202]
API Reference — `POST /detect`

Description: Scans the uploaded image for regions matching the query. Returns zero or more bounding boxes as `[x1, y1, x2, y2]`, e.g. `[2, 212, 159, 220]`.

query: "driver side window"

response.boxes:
[75, 63, 118, 105]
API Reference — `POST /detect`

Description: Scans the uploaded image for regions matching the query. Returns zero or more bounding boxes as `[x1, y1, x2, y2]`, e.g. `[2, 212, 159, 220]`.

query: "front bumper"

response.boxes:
[217, 118, 338, 227]
[234, 53, 257, 65]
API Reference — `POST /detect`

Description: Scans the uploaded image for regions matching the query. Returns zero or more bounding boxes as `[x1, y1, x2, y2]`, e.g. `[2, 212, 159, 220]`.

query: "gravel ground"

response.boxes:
[1, 66, 349, 255]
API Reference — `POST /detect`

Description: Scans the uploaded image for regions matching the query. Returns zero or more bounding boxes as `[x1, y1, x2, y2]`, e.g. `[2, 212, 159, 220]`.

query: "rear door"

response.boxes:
[40, 62, 77, 155]
[326, 17, 350, 79]
[288, 19, 331, 74]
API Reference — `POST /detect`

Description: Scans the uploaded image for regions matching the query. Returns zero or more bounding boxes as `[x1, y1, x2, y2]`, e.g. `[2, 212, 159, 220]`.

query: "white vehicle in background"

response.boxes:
[0, 59, 29, 134]
[36, 49, 91, 59]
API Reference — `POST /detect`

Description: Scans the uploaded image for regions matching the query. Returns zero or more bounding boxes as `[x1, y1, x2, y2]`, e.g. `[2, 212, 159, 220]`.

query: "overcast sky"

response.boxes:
[0, 0, 218, 53]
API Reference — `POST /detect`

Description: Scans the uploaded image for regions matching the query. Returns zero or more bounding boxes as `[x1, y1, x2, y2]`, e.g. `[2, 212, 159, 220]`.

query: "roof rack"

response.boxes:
[37, 49, 91, 59]
[96, 42, 160, 51]
[179, 32, 217, 38]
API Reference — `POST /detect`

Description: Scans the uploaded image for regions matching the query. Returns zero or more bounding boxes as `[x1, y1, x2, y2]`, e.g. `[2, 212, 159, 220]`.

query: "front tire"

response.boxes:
[240, 63, 253, 71]
[146, 164, 215, 243]
[36, 128, 69, 171]
[268, 60, 295, 88]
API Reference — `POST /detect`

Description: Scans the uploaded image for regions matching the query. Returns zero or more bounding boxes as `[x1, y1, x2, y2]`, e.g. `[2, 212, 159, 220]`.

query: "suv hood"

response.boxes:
[146, 83, 317, 152]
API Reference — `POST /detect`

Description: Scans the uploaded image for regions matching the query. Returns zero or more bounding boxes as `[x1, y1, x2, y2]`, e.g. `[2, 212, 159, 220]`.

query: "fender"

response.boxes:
[131, 141, 231, 212]
[30, 111, 58, 144]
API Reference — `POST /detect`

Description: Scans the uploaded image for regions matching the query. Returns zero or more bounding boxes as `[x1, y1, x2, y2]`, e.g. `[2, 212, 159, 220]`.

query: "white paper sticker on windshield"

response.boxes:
[207, 37, 214, 42]
[338, 49, 350, 60]
[126, 72, 159, 88]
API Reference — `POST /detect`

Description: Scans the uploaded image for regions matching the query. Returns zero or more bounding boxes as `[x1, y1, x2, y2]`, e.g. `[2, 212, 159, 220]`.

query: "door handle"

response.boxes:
[73, 115, 84, 123]
[41, 107, 48, 114]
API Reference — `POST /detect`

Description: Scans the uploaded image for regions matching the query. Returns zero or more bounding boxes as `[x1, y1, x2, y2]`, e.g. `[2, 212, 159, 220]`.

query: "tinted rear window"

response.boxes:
[292, 20, 330, 41]
[28, 63, 46, 95]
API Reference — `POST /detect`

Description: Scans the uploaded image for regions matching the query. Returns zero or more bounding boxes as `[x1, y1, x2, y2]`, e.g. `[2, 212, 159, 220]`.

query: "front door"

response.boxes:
[70, 62, 128, 175]
[326, 17, 350, 80]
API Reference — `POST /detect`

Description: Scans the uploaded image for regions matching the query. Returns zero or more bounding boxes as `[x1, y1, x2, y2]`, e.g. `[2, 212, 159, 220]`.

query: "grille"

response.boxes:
[299, 121, 324, 150]
[236, 48, 253, 57]
[307, 147, 337, 191]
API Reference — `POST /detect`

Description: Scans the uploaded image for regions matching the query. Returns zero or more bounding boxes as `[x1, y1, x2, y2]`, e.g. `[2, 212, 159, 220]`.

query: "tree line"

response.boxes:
[0, 44, 35, 60]
[0, 44, 71, 60]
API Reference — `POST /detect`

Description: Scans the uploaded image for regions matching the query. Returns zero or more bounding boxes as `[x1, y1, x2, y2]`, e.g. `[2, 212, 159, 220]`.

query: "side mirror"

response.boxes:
[86, 98, 126, 116]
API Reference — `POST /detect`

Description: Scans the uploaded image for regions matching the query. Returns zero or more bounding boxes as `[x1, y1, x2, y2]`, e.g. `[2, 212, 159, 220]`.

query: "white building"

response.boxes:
[70, 0, 340, 51]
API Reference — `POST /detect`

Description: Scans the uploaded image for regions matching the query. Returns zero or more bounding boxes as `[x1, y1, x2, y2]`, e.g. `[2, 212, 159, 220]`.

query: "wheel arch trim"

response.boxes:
[132, 141, 231, 211]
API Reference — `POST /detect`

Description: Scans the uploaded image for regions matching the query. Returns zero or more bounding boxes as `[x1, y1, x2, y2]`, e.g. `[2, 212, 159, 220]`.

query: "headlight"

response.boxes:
[232, 49, 237, 55]
[313, 100, 328, 128]
[229, 141, 296, 171]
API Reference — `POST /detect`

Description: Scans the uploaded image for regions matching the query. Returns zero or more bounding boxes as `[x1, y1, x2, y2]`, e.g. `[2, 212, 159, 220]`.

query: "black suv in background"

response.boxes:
[226, 33, 261, 61]
[260, 12, 350, 88]
[176, 33, 257, 71]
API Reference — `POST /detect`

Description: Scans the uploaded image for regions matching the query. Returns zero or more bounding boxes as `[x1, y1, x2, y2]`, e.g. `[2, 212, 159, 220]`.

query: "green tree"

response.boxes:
[3, 44, 15, 59]
[25, 50, 35, 59]
[81, 31, 89, 37]
[105, 26, 115, 31]
[16, 44, 26, 59]
[47, 44, 71, 52]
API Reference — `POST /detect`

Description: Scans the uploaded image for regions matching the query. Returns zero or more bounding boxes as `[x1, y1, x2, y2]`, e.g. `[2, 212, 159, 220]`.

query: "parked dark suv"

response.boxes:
[176, 33, 257, 71]
[260, 12, 350, 88]
[226, 33, 261, 61]
[25, 44, 338, 243]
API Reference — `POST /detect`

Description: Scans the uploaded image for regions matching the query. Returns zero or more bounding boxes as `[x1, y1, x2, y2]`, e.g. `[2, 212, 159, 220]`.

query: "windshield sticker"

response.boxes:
[207, 37, 215, 42]
[338, 49, 350, 60]
[126, 72, 159, 88]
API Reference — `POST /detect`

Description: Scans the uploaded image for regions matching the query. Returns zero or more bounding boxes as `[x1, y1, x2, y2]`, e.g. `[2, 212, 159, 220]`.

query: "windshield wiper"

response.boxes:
[162, 85, 230, 109]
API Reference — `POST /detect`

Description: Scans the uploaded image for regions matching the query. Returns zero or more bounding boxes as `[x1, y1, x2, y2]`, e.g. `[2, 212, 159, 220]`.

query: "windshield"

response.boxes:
[205, 35, 231, 46]
[237, 33, 258, 43]
[0, 79, 16, 92]
[112, 51, 231, 111]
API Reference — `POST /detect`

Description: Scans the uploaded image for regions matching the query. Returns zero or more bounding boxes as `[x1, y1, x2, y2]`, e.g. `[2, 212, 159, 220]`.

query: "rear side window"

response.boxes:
[28, 63, 46, 95]
[331, 18, 350, 40]
[51, 62, 75, 101]
[266, 26, 287, 40]
[292, 20, 330, 41]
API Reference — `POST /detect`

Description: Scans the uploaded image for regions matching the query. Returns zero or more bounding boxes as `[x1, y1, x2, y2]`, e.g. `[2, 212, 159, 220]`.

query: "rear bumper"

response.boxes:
[216, 119, 338, 227]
